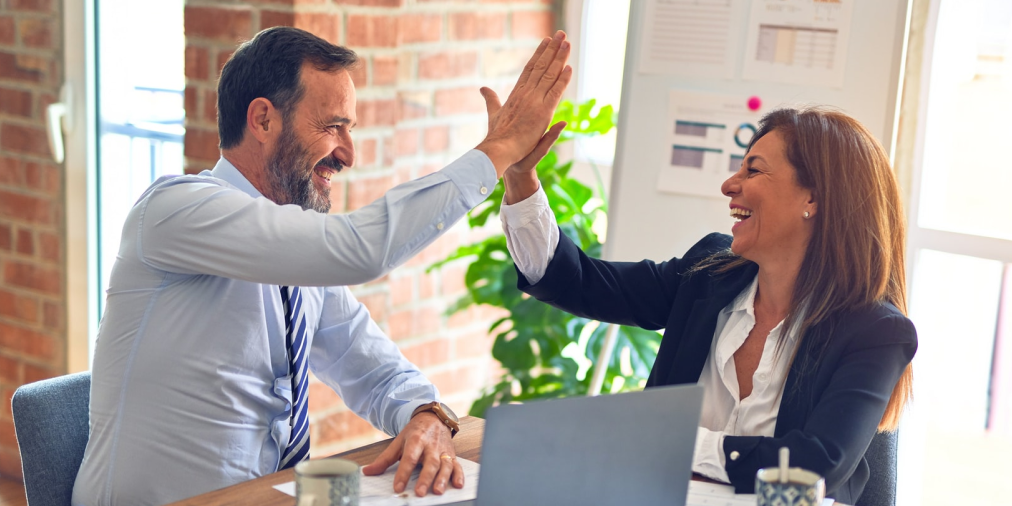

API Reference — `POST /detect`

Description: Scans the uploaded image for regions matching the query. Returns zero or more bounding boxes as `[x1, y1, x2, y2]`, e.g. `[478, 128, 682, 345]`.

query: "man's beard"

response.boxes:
[264, 127, 332, 213]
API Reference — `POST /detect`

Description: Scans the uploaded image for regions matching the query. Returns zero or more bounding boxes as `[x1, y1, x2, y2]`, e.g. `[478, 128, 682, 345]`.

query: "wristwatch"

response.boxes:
[411, 401, 460, 437]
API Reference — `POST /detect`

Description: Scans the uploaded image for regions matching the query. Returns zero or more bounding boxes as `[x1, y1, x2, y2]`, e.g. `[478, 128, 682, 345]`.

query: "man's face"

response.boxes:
[264, 65, 357, 213]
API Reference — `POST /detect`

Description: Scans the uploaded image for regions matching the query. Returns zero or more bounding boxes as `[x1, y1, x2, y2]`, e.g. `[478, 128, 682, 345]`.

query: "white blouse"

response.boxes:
[500, 186, 801, 483]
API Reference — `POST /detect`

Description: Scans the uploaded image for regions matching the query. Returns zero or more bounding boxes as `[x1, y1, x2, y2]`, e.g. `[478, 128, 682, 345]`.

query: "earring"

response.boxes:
[803, 211, 810, 219]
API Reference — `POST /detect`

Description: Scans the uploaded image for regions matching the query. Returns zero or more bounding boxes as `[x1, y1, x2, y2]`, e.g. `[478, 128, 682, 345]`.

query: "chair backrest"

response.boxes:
[856, 430, 898, 506]
[11, 371, 91, 506]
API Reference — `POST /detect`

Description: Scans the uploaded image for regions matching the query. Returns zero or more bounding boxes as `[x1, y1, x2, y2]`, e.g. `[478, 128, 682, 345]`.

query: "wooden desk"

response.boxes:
[166, 417, 485, 506]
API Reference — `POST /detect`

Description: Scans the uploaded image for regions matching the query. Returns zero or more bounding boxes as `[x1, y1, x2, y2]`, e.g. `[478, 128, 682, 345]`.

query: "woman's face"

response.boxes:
[720, 130, 816, 265]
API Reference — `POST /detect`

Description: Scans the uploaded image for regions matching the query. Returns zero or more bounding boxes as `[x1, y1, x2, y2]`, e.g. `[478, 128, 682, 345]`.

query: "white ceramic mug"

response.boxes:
[755, 467, 826, 506]
[295, 459, 360, 506]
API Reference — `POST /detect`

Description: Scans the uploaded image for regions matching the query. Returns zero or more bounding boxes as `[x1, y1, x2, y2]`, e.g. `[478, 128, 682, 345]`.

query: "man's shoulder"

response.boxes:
[134, 172, 239, 207]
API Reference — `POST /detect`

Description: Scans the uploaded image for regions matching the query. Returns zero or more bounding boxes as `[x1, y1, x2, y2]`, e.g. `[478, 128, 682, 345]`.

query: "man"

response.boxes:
[72, 26, 571, 506]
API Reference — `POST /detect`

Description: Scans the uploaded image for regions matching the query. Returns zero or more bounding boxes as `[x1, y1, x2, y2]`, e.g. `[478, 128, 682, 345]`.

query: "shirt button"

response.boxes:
[436, 222, 444, 230]
[480, 186, 488, 195]
[730, 451, 740, 461]
[758, 373, 768, 381]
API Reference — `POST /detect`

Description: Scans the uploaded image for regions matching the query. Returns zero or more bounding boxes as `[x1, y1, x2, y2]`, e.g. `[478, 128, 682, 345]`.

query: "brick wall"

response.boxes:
[0, 0, 65, 480]
[184, 0, 557, 456]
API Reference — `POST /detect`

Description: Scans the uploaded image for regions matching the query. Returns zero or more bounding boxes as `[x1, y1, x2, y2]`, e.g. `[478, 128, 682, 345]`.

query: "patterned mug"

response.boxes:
[295, 458, 360, 506]
[755, 467, 826, 506]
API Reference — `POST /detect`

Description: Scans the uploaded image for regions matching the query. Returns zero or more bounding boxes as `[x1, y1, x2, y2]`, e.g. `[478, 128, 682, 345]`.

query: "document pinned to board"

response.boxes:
[273, 457, 479, 506]
[688, 481, 835, 506]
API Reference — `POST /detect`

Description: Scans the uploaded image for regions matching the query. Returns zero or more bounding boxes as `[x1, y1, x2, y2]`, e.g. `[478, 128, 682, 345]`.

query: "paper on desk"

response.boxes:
[687, 481, 835, 506]
[273, 457, 479, 506]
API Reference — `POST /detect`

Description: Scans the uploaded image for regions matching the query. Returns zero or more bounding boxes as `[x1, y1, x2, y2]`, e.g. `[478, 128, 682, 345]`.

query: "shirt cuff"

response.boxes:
[692, 426, 731, 484]
[500, 183, 550, 230]
[394, 399, 436, 435]
[439, 149, 498, 209]
[500, 185, 559, 285]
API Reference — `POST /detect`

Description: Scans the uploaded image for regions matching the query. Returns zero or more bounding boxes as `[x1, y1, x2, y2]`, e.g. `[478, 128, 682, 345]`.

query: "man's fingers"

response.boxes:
[511, 121, 566, 172]
[413, 451, 442, 497]
[451, 459, 465, 488]
[432, 455, 455, 495]
[393, 441, 424, 494]
[480, 87, 502, 118]
[512, 37, 550, 95]
[362, 437, 403, 476]
[536, 40, 571, 94]
[528, 31, 566, 85]
[544, 65, 573, 107]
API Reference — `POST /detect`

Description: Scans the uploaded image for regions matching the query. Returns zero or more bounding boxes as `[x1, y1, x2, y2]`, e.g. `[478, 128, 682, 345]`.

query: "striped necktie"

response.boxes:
[279, 285, 310, 470]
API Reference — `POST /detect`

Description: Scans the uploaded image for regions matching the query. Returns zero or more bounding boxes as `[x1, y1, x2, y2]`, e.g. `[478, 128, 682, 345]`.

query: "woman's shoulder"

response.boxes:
[826, 301, 917, 347]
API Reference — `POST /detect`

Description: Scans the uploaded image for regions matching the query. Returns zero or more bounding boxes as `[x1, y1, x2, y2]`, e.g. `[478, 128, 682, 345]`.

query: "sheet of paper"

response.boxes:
[638, 0, 738, 78]
[273, 458, 479, 506]
[741, 0, 854, 88]
[658, 90, 772, 199]
[687, 481, 836, 506]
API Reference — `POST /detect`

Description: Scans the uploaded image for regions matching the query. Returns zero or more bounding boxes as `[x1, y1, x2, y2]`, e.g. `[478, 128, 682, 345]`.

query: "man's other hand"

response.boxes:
[361, 412, 463, 497]
[476, 30, 572, 178]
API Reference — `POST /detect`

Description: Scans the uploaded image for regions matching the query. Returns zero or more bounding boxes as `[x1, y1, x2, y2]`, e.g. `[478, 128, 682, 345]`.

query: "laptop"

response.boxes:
[473, 383, 704, 506]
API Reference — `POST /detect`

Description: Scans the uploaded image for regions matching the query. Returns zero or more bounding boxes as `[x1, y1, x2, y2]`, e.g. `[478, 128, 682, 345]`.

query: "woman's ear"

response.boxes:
[246, 97, 278, 144]
[804, 193, 818, 219]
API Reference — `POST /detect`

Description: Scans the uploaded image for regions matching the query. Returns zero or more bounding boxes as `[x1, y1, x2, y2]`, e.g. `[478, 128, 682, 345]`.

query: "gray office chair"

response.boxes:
[856, 430, 898, 506]
[11, 371, 91, 506]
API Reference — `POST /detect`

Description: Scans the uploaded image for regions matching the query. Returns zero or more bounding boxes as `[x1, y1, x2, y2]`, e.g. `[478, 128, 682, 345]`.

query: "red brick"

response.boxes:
[428, 365, 484, 396]
[395, 128, 418, 157]
[14, 227, 32, 255]
[356, 99, 397, 128]
[184, 45, 209, 80]
[356, 138, 377, 167]
[0, 190, 51, 224]
[347, 174, 393, 211]
[0, 449, 22, 480]
[9, 0, 52, 13]
[294, 12, 340, 46]
[24, 160, 59, 195]
[382, 136, 395, 167]
[216, 50, 234, 76]
[419, 270, 437, 299]
[0, 122, 50, 157]
[511, 10, 553, 40]
[183, 128, 220, 162]
[346, 15, 398, 48]
[0, 322, 56, 360]
[23, 363, 55, 384]
[439, 262, 466, 296]
[372, 55, 398, 86]
[314, 409, 379, 446]
[0, 155, 18, 184]
[42, 300, 60, 330]
[0, 289, 36, 323]
[482, 47, 531, 78]
[399, 14, 442, 44]
[333, 0, 401, 6]
[184, 87, 198, 122]
[3, 261, 60, 295]
[18, 18, 51, 48]
[0, 16, 14, 45]
[0, 386, 16, 420]
[423, 125, 449, 153]
[184, 6, 253, 43]
[355, 291, 388, 323]
[434, 87, 486, 116]
[397, 90, 429, 121]
[0, 52, 45, 83]
[0, 223, 10, 251]
[260, 9, 295, 30]
[38, 231, 58, 263]
[389, 274, 414, 307]
[307, 376, 343, 413]
[449, 12, 506, 41]
[0, 419, 16, 450]
[0, 86, 31, 117]
[348, 62, 367, 88]
[418, 51, 477, 80]
[402, 338, 451, 368]
[456, 330, 494, 360]
[204, 89, 218, 123]
[0, 355, 19, 384]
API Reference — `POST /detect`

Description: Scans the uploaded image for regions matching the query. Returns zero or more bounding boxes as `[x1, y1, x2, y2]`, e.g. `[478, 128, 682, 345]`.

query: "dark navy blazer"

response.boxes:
[517, 231, 917, 504]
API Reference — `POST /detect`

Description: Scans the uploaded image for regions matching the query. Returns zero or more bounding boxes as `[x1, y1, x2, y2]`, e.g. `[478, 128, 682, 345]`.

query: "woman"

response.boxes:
[498, 107, 916, 503]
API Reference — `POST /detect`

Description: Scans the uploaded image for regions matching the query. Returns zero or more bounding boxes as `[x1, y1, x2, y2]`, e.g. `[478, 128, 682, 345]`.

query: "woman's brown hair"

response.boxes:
[701, 107, 912, 431]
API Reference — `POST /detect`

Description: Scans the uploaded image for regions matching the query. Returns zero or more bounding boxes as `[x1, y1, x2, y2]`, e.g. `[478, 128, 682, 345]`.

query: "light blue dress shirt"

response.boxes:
[72, 150, 496, 506]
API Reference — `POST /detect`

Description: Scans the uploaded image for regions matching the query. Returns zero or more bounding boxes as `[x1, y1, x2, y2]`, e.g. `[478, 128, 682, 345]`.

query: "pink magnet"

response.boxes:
[747, 96, 762, 111]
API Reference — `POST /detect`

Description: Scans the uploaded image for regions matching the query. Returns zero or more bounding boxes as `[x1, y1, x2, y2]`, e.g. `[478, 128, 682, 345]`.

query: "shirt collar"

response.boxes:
[726, 274, 759, 316]
[208, 157, 264, 199]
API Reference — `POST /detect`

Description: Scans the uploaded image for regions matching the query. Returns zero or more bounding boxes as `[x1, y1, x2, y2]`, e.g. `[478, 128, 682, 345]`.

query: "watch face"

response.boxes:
[438, 402, 459, 423]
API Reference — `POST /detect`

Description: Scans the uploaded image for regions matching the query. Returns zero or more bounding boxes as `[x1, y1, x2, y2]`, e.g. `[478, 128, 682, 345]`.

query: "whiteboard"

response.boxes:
[605, 0, 910, 263]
